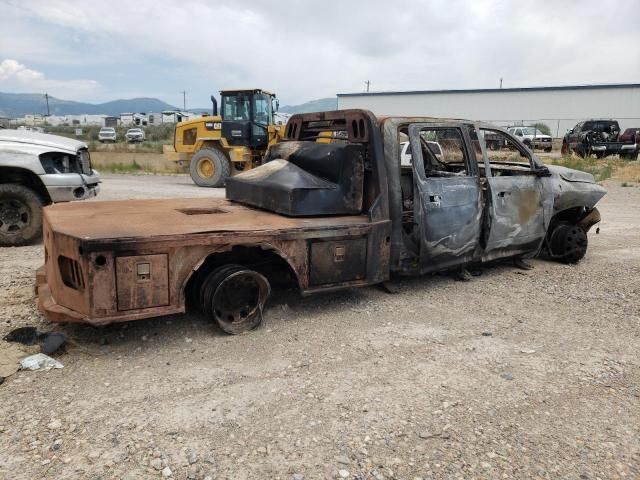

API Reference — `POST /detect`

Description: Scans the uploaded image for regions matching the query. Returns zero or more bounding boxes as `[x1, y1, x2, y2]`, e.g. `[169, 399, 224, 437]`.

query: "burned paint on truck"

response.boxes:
[37, 109, 605, 333]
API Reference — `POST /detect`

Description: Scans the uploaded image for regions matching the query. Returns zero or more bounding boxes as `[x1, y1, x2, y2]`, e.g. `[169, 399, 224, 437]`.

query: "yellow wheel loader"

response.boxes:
[173, 89, 285, 187]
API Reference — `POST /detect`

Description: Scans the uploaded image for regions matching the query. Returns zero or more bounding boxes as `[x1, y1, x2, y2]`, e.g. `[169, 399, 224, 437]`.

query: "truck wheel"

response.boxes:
[200, 264, 270, 334]
[544, 147, 552, 153]
[0, 184, 44, 247]
[549, 223, 588, 264]
[189, 148, 231, 187]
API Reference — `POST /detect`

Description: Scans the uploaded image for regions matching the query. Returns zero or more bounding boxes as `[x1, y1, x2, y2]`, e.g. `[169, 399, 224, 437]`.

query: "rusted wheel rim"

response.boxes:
[0, 199, 30, 234]
[212, 270, 270, 327]
[196, 157, 215, 179]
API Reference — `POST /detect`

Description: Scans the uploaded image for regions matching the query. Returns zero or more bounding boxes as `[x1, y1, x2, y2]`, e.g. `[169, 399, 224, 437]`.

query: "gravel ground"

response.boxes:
[0, 174, 639, 480]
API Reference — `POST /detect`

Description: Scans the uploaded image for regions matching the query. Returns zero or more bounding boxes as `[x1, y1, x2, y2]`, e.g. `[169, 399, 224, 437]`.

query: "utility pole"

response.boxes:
[499, 78, 503, 89]
[180, 90, 187, 111]
[365, 80, 370, 93]
[44, 92, 50, 116]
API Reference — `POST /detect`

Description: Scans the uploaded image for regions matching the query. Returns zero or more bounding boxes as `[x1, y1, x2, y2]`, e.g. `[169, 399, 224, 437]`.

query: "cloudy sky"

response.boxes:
[0, 0, 638, 107]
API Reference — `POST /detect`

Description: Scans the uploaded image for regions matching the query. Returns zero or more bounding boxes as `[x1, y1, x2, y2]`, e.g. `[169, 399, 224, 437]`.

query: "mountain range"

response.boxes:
[0, 92, 338, 118]
[0, 93, 177, 117]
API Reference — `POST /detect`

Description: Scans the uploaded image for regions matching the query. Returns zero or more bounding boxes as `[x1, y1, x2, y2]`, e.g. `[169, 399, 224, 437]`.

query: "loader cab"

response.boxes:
[220, 89, 276, 149]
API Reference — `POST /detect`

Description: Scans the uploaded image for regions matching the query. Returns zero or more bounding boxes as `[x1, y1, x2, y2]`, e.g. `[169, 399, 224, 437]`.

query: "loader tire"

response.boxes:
[189, 148, 231, 188]
[0, 184, 44, 247]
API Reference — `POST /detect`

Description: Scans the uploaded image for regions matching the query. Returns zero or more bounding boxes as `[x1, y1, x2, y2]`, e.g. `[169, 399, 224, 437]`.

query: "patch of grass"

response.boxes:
[611, 161, 640, 184]
[97, 161, 144, 173]
[91, 140, 167, 153]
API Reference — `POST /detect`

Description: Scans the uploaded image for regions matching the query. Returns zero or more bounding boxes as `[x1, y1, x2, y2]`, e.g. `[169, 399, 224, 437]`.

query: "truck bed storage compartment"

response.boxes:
[309, 238, 367, 285]
[225, 141, 364, 216]
[116, 254, 169, 311]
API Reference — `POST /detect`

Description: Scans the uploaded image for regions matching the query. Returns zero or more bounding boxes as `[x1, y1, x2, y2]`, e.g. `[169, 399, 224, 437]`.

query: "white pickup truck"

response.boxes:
[0, 130, 101, 246]
[507, 126, 553, 152]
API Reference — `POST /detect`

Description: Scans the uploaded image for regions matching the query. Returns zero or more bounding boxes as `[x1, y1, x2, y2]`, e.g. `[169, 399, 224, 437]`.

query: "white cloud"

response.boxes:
[0, 59, 44, 82]
[0, 58, 100, 99]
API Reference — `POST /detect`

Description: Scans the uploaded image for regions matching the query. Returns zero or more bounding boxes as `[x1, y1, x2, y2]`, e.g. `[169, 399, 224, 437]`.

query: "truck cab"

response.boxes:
[220, 89, 278, 149]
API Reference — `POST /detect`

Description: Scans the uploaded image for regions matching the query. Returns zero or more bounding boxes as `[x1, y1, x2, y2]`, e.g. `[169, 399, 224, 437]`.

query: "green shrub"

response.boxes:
[533, 122, 552, 136]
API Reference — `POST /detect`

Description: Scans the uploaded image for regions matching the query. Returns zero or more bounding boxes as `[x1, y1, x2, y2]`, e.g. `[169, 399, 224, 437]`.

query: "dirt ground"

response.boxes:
[0, 174, 639, 480]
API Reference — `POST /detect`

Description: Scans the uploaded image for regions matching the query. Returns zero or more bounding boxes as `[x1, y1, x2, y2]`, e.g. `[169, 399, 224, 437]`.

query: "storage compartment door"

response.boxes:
[116, 254, 169, 311]
[310, 238, 367, 286]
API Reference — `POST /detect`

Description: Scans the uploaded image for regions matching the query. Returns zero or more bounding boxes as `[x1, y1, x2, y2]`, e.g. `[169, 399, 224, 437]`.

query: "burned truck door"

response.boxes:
[477, 127, 547, 256]
[407, 124, 482, 273]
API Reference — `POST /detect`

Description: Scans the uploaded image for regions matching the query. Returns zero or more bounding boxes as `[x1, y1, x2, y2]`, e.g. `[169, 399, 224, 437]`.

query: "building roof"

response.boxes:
[337, 83, 640, 97]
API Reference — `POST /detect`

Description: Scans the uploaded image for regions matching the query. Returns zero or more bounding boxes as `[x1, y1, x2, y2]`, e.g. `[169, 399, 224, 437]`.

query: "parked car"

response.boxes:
[619, 127, 640, 144]
[562, 119, 639, 160]
[0, 129, 100, 246]
[125, 128, 145, 143]
[37, 110, 605, 333]
[507, 126, 553, 152]
[98, 127, 117, 143]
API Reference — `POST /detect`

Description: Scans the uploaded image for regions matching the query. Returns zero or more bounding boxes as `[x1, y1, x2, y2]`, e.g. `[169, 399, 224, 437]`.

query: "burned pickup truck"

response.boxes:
[36, 110, 605, 333]
[562, 119, 639, 160]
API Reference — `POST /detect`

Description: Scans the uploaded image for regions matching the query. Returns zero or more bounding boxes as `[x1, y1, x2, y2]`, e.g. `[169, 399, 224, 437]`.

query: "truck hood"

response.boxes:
[0, 129, 87, 153]
[546, 165, 596, 183]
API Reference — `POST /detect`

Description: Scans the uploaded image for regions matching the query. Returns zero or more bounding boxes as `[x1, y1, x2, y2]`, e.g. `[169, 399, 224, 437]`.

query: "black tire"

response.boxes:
[544, 147, 552, 153]
[489, 141, 500, 151]
[189, 148, 231, 187]
[523, 140, 532, 149]
[200, 264, 270, 334]
[549, 223, 588, 264]
[186, 266, 209, 312]
[0, 184, 44, 247]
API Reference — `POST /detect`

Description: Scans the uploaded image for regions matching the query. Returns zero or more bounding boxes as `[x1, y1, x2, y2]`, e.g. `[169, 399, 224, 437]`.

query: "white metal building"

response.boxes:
[337, 83, 640, 137]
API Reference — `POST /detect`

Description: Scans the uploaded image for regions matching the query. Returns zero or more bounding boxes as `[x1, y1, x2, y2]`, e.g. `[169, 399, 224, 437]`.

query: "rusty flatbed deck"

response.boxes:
[44, 197, 370, 242]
